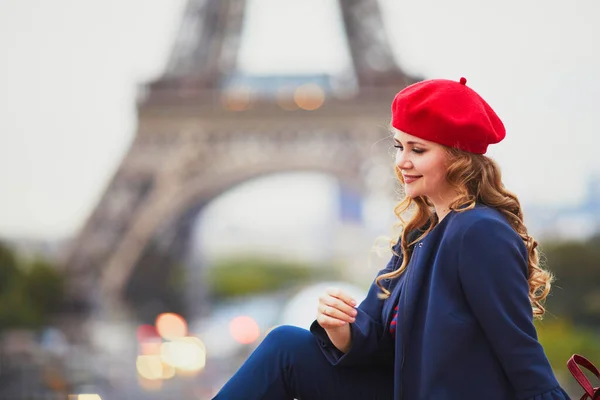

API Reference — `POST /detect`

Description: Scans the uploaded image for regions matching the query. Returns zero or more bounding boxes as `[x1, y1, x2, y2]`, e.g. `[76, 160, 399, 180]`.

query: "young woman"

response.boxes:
[213, 77, 571, 399]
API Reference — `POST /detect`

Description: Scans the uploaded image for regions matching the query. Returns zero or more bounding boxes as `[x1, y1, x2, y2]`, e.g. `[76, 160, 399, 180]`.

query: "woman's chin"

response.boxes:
[403, 189, 419, 199]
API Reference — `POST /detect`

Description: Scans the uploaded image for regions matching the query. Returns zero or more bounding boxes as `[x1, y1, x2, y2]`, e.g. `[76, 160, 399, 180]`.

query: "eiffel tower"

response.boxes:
[62, 0, 420, 319]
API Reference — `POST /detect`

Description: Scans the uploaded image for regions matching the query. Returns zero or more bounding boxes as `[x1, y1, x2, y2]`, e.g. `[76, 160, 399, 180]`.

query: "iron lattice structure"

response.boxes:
[62, 0, 420, 316]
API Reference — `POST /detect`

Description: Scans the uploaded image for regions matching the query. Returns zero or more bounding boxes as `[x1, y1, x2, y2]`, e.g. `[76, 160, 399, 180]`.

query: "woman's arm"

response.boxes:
[325, 324, 351, 353]
[310, 244, 401, 366]
[458, 217, 569, 399]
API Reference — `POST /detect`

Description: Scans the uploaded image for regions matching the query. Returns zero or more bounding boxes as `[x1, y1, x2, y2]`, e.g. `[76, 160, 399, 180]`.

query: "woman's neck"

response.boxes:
[431, 195, 460, 222]
[435, 207, 452, 222]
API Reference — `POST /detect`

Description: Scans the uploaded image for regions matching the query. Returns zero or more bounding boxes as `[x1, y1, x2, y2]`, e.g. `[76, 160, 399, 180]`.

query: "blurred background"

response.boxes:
[1, 0, 599, 399]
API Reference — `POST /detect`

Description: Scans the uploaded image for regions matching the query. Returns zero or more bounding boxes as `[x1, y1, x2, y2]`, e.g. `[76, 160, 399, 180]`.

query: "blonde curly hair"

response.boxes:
[376, 145, 553, 319]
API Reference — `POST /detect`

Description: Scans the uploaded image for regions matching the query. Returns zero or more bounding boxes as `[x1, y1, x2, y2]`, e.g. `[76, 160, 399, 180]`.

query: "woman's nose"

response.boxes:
[395, 152, 412, 170]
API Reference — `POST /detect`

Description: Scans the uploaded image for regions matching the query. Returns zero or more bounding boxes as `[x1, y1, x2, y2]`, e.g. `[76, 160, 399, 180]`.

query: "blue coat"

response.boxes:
[311, 205, 570, 399]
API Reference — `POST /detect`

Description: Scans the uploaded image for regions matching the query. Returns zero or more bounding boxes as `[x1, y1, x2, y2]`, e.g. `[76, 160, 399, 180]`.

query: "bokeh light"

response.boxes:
[160, 362, 176, 380]
[136, 355, 163, 380]
[139, 340, 162, 356]
[155, 313, 187, 340]
[136, 324, 159, 342]
[293, 83, 325, 110]
[160, 336, 207, 373]
[77, 396, 102, 400]
[229, 316, 261, 344]
[222, 85, 253, 111]
[137, 375, 163, 392]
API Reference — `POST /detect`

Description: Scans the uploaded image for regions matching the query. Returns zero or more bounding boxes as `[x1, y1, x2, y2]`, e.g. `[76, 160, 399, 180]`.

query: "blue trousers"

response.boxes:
[213, 325, 393, 399]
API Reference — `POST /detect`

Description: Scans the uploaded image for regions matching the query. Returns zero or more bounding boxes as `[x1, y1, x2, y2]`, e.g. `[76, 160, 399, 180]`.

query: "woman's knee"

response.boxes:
[262, 325, 313, 353]
[264, 325, 309, 343]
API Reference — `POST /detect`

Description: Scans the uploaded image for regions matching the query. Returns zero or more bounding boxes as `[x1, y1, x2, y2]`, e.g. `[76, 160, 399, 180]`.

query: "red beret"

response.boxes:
[391, 77, 505, 154]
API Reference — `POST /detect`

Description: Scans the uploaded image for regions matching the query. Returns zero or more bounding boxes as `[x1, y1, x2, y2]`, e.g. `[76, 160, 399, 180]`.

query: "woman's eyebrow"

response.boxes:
[393, 138, 426, 146]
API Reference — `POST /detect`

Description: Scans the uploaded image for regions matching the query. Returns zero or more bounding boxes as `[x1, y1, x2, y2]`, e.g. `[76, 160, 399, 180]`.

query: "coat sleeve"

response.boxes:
[309, 242, 401, 367]
[458, 218, 570, 399]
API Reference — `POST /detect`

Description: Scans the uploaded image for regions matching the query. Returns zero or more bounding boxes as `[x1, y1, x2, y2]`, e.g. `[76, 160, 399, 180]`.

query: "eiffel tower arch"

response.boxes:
[62, 0, 421, 319]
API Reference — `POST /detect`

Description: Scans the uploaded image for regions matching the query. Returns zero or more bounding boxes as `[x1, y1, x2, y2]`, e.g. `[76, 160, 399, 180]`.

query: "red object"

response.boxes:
[391, 77, 506, 154]
[567, 354, 600, 399]
[389, 305, 399, 336]
[136, 324, 159, 342]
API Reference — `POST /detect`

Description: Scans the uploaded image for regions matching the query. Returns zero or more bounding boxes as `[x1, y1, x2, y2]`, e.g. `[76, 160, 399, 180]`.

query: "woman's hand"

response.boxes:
[316, 287, 358, 329]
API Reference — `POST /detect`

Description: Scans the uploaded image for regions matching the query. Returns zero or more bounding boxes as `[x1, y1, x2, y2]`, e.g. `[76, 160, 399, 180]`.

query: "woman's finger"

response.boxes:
[325, 287, 357, 307]
[321, 303, 355, 324]
[326, 297, 357, 319]
[317, 313, 346, 329]
[319, 294, 357, 320]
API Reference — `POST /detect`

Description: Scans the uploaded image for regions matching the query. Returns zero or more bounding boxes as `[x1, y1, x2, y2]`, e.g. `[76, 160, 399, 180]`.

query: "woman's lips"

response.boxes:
[403, 175, 422, 184]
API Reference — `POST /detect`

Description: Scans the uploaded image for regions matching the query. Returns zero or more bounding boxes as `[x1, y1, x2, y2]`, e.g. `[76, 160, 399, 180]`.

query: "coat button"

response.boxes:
[320, 340, 328, 348]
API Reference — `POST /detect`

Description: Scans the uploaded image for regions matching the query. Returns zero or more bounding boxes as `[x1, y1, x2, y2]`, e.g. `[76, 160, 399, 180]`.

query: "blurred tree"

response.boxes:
[0, 241, 65, 330]
[25, 258, 65, 318]
[0, 241, 19, 294]
[207, 256, 340, 300]
[540, 236, 600, 328]
[536, 319, 600, 392]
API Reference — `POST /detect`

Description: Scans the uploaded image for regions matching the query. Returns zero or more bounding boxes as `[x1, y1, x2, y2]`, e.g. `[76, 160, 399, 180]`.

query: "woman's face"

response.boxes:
[393, 130, 455, 203]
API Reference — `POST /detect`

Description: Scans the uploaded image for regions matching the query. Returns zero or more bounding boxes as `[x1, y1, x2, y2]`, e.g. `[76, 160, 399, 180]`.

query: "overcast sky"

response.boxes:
[1, 0, 599, 239]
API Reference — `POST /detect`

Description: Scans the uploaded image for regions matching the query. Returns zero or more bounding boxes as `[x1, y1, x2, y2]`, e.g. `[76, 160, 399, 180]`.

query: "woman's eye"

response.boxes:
[393, 145, 403, 150]
[413, 148, 424, 154]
